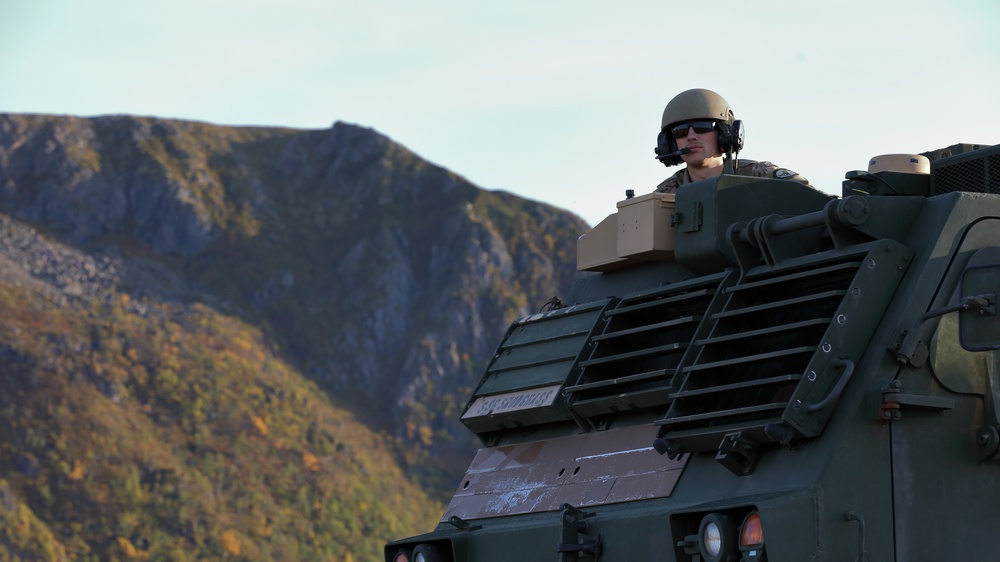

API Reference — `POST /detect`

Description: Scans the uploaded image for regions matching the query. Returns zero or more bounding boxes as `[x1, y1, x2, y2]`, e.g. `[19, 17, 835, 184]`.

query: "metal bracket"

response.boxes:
[447, 515, 481, 532]
[652, 437, 685, 460]
[879, 381, 905, 421]
[558, 504, 602, 561]
[893, 295, 996, 366]
[676, 534, 700, 558]
[715, 431, 760, 476]
[879, 380, 955, 421]
[890, 328, 928, 367]
[978, 295, 997, 317]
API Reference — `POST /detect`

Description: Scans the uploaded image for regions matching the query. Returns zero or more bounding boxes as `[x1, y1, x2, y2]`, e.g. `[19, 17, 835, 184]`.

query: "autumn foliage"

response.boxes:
[0, 283, 442, 561]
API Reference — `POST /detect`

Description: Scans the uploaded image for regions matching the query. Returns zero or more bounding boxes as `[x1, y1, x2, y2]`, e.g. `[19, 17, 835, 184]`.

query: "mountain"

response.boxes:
[0, 114, 590, 561]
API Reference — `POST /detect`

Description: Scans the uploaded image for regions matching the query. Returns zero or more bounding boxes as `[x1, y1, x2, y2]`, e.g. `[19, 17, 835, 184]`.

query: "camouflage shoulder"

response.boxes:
[733, 158, 761, 174]
[656, 170, 685, 193]
[739, 159, 810, 185]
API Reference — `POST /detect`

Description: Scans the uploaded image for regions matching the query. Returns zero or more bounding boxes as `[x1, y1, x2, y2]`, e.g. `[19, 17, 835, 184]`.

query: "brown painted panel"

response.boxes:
[443, 425, 689, 521]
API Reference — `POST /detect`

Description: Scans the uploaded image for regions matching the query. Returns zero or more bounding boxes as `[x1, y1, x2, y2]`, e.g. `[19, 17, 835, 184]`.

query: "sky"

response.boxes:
[2, 0, 999, 227]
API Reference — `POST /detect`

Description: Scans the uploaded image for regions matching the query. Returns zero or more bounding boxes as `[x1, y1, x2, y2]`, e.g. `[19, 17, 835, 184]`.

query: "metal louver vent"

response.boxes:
[461, 299, 614, 436]
[565, 271, 734, 422]
[656, 240, 911, 459]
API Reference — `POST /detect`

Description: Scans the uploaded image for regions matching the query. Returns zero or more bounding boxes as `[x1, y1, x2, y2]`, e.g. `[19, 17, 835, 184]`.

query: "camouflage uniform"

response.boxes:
[656, 159, 810, 193]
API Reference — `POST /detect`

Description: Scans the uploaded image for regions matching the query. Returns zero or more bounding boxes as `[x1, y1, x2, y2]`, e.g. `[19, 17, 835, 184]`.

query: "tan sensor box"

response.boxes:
[577, 192, 676, 272]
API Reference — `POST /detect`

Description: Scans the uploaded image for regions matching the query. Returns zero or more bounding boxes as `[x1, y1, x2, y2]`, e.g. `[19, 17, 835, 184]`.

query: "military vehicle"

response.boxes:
[385, 142, 1000, 561]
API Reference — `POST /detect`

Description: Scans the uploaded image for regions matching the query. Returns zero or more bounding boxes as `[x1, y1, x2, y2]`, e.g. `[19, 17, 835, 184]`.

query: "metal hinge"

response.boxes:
[672, 201, 703, 233]
[879, 380, 954, 421]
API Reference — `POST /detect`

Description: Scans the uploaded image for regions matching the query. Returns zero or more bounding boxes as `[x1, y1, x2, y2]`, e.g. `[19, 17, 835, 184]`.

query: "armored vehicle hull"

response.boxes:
[387, 143, 1000, 561]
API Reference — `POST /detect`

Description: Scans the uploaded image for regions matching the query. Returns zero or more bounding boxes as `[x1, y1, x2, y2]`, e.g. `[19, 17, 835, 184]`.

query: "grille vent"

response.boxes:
[931, 144, 1000, 195]
[565, 272, 734, 422]
[656, 239, 910, 454]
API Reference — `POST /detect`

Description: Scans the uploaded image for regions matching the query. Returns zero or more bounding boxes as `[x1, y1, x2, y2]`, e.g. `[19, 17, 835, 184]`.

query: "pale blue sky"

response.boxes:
[3, 0, 998, 226]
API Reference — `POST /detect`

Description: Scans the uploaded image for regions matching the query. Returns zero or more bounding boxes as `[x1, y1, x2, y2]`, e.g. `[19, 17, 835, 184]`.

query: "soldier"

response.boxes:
[654, 88, 809, 193]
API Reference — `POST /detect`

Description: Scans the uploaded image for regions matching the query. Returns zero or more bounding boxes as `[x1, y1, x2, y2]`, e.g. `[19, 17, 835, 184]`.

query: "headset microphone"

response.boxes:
[654, 146, 690, 164]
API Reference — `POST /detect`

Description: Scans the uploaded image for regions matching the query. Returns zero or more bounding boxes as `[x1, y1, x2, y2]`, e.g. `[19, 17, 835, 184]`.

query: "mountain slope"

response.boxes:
[0, 274, 441, 561]
[0, 113, 590, 560]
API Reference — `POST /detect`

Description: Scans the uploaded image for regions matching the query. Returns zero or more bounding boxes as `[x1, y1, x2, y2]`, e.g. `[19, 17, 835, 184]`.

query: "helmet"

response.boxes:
[660, 88, 734, 131]
[655, 88, 742, 167]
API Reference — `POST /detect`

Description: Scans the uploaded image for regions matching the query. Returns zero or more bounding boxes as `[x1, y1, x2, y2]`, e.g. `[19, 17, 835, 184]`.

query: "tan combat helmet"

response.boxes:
[660, 88, 734, 132]
[655, 88, 743, 166]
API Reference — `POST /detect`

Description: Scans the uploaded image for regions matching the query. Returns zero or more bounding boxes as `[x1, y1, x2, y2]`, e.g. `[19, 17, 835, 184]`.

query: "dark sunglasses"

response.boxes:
[670, 120, 718, 139]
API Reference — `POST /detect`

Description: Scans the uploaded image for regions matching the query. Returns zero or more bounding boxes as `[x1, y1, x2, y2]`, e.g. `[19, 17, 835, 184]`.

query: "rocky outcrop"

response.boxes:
[1, 116, 218, 255]
[0, 112, 590, 498]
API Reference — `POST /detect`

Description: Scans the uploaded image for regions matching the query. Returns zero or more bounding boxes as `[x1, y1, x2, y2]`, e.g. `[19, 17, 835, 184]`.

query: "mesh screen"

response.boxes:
[932, 149, 1000, 194]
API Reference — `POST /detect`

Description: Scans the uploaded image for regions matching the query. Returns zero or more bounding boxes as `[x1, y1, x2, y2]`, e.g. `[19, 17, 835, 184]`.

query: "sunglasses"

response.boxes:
[670, 120, 718, 139]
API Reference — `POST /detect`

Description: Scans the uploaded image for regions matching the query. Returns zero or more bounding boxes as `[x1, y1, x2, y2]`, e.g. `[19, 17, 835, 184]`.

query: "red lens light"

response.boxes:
[740, 512, 764, 549]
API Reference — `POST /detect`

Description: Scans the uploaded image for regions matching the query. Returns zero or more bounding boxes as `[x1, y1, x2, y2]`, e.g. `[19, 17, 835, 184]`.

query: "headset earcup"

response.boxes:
[716, 120, 745, 153]
[731, 120, 744, 152]
[655, 131, 682, 166]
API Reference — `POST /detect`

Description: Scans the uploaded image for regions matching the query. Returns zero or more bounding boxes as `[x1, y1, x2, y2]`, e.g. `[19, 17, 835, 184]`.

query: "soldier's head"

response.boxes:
[655, 89, 743, 168]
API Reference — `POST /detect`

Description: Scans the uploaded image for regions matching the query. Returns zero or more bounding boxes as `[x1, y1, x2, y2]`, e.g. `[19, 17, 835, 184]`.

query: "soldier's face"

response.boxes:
[676, 125, 722, 166]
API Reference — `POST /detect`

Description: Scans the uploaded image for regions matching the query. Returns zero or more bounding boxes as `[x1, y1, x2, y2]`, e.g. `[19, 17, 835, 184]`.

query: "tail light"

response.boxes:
[739, 512, 765, 560]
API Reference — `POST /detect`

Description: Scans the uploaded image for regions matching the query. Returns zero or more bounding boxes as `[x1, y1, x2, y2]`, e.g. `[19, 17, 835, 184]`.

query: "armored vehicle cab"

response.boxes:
[386, 143, 1000, 561]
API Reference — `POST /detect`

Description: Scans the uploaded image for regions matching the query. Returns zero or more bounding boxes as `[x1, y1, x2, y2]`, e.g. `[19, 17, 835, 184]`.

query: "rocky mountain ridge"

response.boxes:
[0, 113, 589, 560]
